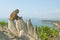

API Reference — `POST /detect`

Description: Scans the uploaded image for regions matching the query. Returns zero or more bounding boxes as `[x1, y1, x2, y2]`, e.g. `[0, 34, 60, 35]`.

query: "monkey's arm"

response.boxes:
[16, 15, 22, 20]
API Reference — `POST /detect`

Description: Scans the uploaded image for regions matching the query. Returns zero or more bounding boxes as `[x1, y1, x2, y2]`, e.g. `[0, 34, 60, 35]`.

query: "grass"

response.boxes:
[0, 21, 8, 26]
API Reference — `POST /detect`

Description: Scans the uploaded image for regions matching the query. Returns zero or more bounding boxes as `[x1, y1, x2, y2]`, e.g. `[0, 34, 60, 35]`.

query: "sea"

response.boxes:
[0, 18, 60, 27]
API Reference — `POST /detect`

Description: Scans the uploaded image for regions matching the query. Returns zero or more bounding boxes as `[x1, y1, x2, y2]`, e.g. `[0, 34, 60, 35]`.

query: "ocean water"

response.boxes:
[31, 18, 54, 27]
[0, 18, 58, 27]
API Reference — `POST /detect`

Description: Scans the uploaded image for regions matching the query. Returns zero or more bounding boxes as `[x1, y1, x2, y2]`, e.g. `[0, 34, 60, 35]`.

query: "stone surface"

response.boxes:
[0, 31, 12, 40]
[16, 18, 27, 32]
[8, 19, 18, 37]
[0, 24, 6, 32]
[0, 18, 39, 40]
[26, 19, 34, 34]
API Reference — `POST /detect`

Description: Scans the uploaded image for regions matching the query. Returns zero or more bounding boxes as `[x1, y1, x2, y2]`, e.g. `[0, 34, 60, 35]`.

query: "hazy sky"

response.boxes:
[0, 0, 60, 19]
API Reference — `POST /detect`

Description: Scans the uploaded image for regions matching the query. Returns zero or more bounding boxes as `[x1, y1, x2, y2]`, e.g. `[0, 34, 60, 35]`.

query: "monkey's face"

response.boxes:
[15, 9, 19, 13]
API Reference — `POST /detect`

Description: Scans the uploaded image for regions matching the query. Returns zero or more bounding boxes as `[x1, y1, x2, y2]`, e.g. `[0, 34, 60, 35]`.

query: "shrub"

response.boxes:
[0, 21, 8, 26]
[35, 26, 59, 40]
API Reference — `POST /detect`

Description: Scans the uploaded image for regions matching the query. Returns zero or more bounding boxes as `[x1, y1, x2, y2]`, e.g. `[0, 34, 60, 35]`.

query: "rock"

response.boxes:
[15, 18, 39, 40]
[0, 24, 6, 32]
[0, 18, 39, 40]
[0, 25, 4, 31]
[16, 18, 27, 32]
[26, 19, 39, 40]
[34, 27, 39, 40]
[20, 34, 30, 40]
[26, 19, 34, 34]
[0, 31, 12, 40]
[18, 30, 25, 37]
[8, 19, 18, 37]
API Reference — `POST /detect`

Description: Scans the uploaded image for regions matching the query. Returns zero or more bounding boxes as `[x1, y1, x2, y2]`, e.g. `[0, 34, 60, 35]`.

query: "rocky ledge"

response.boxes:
[0, 17, 39, 40]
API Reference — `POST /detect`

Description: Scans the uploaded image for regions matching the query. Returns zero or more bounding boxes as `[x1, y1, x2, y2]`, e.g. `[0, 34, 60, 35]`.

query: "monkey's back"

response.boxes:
[10, 12, 17, 20]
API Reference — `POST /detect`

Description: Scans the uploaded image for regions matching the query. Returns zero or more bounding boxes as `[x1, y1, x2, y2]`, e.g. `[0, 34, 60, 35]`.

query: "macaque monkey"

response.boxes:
[9, 9, 21, 20]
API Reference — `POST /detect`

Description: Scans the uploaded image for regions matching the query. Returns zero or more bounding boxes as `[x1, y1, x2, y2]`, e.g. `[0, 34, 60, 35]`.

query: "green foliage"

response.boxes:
[50, 29, 59, 37]
[35, 26, 59, 40]
[0, 21, 8, 26]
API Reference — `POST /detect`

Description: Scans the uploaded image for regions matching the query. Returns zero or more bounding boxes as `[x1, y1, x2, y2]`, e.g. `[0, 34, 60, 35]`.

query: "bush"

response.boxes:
[35, 26, 59, 40]
[0, 21, 8, 26]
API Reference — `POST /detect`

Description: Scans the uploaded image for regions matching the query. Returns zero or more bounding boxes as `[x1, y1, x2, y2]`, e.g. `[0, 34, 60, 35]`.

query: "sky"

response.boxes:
[0, 0, 60, 19]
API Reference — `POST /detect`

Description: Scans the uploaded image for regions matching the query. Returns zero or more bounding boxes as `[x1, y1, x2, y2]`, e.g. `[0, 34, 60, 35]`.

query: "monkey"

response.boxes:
[9, 9, 21, 21]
